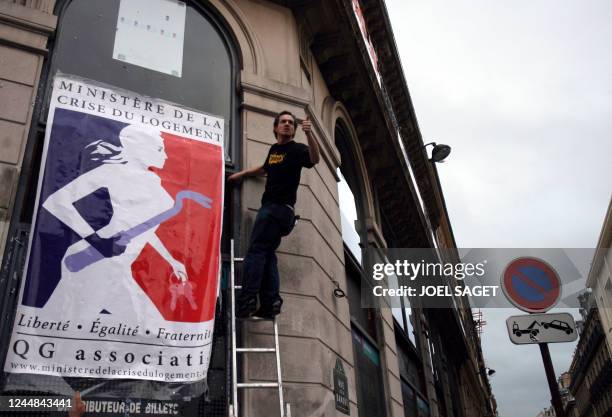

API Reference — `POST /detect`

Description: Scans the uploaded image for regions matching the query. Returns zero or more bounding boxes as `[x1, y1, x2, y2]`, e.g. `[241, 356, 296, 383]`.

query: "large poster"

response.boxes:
[4, 74, 224, 382]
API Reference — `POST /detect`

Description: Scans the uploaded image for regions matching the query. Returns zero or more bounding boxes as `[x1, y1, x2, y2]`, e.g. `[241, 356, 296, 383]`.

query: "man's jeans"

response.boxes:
[239, 203, 295, 310]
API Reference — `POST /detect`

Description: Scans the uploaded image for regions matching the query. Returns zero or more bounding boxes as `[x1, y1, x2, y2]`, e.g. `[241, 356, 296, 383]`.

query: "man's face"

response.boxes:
[274, 114, 296, 139]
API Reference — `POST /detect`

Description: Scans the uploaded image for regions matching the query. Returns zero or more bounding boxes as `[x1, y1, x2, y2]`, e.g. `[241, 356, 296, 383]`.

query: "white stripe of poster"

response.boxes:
[4, 73, 224, 383]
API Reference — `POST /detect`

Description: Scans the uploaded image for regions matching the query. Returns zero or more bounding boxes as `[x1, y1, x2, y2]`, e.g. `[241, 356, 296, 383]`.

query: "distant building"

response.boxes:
[567, 307, 611, 417]
[566, 198, 612, 417]
[535, 372, 574, 417]
[536, 407, 555, 417]
[558, 371, 574, 410]
[586, 199, 612, 353]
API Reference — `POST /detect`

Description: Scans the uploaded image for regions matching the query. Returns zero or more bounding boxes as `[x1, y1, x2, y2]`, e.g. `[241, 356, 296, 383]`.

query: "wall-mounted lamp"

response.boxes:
[424, 142, 452, 163]
[331, 280, 346, 298]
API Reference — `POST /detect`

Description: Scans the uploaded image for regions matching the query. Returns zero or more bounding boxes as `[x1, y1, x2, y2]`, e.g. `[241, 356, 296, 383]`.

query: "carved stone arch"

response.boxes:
[321, 95, 337, 139]
[332, 101, 376, 221]
[209, 0, 265, 75]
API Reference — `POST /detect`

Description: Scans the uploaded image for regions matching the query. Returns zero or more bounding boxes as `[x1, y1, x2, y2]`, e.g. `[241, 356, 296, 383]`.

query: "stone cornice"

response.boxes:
[0, 1, 56, 54]
[0, 1, 56, 35]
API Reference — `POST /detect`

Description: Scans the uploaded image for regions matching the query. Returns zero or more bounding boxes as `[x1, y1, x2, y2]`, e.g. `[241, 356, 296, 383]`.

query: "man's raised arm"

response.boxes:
[301, 117, 320, 165]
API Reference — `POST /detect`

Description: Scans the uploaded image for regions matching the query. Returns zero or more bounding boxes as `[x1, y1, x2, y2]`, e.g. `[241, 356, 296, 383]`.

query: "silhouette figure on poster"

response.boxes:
[42, 124, 210, 319]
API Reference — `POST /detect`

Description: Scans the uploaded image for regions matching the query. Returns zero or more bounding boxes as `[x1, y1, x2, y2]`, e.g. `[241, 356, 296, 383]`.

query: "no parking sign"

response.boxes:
[501, 257, 561, 313]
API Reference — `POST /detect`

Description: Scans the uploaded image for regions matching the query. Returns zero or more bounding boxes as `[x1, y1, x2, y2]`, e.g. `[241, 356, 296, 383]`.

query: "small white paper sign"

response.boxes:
[113, 0, 186, 77]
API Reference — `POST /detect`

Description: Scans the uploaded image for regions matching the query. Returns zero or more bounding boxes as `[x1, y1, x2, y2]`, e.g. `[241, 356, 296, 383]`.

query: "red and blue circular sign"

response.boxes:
[501, 257, 561, 313]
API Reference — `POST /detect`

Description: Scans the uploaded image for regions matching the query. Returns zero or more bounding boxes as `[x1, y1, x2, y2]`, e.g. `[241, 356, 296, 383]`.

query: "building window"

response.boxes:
[388, 270, 416, 346]
[417, 396, 431, 417]
[396, 324, 429, 417]
[396, 340, 424, 392]
[393, 307, 405, 330]
[400, 375, 430, 417]
[336, 122, 367, 265]
[338, 169, 362, 264]
[401, 379, 417, 417]
[352, 327, 387, 417]
[346, 256, 378, 341]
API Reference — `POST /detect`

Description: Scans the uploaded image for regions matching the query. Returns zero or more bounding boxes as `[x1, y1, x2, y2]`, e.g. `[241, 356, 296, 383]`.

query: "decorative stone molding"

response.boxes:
[0, 0, 56, 261]
[0, 0, 56, 54]
[365, 216, 386, 249]
[7, 0, 54, 15]
[331, 99, 376, 220]
[209, 0, 265, 75]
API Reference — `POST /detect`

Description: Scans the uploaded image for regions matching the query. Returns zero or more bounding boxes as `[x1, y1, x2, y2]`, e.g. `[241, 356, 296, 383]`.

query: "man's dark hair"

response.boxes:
[273, 111, 297, 137]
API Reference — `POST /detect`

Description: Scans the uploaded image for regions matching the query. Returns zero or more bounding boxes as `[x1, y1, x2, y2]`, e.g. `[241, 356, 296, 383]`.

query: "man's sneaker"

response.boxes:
[236, 297, 257, 319]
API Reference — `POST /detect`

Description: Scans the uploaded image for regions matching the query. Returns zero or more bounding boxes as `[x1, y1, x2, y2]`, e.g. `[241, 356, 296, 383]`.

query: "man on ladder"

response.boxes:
[228, 110, 320, 319]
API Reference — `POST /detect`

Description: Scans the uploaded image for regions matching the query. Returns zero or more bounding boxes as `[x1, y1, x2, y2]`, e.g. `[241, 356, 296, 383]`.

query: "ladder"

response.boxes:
[228, 239, 291, 417]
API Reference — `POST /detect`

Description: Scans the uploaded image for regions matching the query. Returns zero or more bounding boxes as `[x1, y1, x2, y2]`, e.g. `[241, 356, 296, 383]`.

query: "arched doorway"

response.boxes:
[1, 1, 240, 415]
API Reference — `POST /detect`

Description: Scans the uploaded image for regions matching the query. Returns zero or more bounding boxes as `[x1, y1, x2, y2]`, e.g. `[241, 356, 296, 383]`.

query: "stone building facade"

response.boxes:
[0, 1, 496, 416]
[567, 309, 612, 417]
[567, 200, 612, 417]
[586, 199, 612, 354]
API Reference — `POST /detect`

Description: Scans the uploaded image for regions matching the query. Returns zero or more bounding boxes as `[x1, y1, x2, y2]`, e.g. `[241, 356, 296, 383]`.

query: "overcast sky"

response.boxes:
[385, 1, 612, 416]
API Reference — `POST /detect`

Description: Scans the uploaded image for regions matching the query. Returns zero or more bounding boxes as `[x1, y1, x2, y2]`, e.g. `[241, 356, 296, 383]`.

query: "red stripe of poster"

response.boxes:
[4, 74, 224, 382]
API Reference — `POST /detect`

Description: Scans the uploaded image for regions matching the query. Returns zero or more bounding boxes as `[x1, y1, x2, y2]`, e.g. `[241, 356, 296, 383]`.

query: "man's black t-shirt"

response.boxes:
[262, 140, 314, 207]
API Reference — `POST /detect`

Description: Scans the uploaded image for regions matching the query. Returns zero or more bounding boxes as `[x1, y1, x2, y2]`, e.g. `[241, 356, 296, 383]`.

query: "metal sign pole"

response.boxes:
[538, 343, 565, 417]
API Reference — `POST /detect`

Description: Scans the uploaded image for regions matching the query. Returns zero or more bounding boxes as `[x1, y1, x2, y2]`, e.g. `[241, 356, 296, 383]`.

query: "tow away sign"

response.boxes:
[506, 312, 578, 345]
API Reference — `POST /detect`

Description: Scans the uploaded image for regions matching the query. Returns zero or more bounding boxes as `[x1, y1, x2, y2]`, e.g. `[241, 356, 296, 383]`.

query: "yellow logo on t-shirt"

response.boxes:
[268, 153, 285, 165]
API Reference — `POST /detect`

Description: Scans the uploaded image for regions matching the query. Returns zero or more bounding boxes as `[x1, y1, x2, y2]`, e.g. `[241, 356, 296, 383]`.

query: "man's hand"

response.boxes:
[227, 165, 265, 184]
[69, 391, 85, 417]
[301, 117, 312, 135]
[301, 115, 320, 165]
[227, 172, 243, 184]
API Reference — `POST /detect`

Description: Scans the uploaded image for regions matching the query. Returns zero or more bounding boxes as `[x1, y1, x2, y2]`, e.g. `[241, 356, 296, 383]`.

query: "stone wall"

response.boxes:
[0, 1, 56, 262]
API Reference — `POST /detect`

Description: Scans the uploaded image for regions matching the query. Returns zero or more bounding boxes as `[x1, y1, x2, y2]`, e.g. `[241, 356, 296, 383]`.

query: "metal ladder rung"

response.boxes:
[236, 347, 276, 353]
[237, 382, 279, 388]
[241, 316, 274, 322]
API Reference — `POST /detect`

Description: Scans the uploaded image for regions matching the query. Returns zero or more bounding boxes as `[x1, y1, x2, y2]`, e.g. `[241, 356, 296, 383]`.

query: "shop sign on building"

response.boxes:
[3, 73, 224, 383]
[334, 358, 350, 415]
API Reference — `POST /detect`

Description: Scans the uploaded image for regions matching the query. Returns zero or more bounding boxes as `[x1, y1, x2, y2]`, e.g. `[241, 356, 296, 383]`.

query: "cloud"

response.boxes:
[386, 0, 612, 414]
